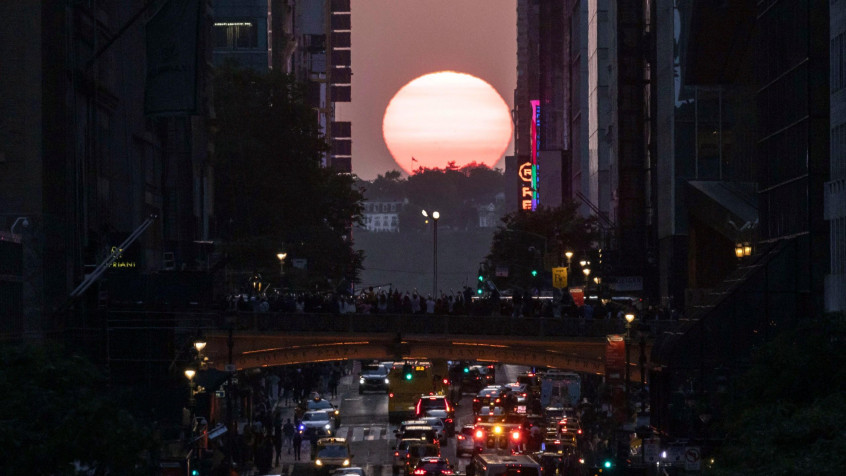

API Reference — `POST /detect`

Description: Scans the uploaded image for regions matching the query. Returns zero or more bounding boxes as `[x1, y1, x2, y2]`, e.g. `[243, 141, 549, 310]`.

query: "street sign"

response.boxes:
[684, 446, 701, 471]
[552, 267, 568, 288]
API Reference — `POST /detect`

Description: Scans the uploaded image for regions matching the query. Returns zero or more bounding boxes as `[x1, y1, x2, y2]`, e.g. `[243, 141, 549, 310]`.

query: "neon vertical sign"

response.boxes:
[519, 100, 541, 211]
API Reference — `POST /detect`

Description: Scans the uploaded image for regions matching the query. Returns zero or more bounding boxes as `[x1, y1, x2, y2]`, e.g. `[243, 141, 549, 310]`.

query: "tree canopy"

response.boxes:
[0, 343, 154, 474]
[357, 163, 506, 232]
[709, 313, 846, 475]
[212, 61, 364, 288]
[483, 203, 600, 290]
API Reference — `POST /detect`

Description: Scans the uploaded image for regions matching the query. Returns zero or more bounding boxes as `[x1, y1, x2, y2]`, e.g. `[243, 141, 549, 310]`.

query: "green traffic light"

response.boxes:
[405, 373, 412, 380]
[531, 270, 538, 277]
[478, 275, 484, 282]
[477, 288, 483, 295]
[603, 460, 612, 469]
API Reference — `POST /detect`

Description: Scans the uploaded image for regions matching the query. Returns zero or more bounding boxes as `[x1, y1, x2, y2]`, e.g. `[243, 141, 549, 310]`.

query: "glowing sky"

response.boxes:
[337, 0, 517, 180]
[382, 72, 513, 174]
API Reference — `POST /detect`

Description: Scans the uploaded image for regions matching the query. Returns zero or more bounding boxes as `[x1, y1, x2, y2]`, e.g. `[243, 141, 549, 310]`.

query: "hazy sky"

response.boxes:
[337, 0, 517, 180]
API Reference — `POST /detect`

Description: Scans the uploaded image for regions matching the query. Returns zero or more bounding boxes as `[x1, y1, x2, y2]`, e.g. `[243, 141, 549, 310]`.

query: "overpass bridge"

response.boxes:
[192, 313, 676, 382]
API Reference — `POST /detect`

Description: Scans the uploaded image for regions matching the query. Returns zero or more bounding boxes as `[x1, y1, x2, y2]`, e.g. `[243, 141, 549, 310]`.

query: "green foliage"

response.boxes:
[709, 313, 846, 475]
[212, 61, 364, 286]
[357, 163, 505, 233]
[0, 343, 154, 474]
[483, 203, 599, 289]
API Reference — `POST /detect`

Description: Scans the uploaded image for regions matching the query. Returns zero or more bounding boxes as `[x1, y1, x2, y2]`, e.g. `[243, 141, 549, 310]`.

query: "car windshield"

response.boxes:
[304, 412, 329, 421]
[318, 445, 349, 457]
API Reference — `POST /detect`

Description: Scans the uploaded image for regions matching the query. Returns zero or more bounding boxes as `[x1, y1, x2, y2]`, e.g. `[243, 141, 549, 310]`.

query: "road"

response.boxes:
[263, 363, 525, 476]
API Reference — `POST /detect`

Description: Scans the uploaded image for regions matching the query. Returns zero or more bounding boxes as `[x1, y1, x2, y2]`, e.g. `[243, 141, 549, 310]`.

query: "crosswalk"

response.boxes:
[333, 425, 391, 442]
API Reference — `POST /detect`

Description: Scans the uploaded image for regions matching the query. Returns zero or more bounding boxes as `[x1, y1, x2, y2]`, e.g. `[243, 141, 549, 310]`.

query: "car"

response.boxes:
[394, 438, 426, 474]
[475, 406, 505, 424]
[418, 416, 448, 445]
[404, 441, 441, 475]
[415, 394, 454, 420]
[331, 467, 366, 476]
[471, 422, 525, 455]
[556, 418, 582, 437]
[359, 362, 391, 394]
[472, 387, 507, 414]
[540, 437, 576, 455]
[503, 383, 529, 404]
[424, 409, 455, 437]
[409, 456, 455, 476]
[313, 437, 353, 475]
[306, 397, 342, 426]
[298, 409, 335, 438]
[396, 425, 439, 446]
[455, 424, 476, 458]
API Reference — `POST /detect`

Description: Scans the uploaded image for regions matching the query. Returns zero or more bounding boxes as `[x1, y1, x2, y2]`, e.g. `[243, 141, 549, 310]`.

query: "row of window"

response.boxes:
[364, 202, 401, 213]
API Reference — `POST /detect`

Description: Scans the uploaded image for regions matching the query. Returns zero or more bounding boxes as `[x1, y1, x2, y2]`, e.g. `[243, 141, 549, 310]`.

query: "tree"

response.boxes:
[0, 343, 155, 474]
[483, 203, 599, 290]
[709, 313, 846, 475]
[212, 61, 364, 288]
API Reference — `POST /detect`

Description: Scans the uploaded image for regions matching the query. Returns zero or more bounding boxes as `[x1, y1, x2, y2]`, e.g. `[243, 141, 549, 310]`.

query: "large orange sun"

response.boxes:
[382, 71, 513, 174]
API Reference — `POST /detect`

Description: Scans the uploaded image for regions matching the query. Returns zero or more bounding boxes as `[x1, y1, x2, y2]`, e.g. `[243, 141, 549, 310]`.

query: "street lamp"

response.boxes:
[624, 313, 636, 416]
[184, 368, 197, 419]
[276, 252, 288, 275]
[582, 267, 591, 286]
[422, 210, 440, 298]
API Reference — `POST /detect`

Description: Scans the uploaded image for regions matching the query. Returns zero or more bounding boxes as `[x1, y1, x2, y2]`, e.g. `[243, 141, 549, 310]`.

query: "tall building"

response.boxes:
[827, 1, 846, 312]
[211, 0, 352, 172]
[0, 1, 214, 340]
[651, 0, 831, 438]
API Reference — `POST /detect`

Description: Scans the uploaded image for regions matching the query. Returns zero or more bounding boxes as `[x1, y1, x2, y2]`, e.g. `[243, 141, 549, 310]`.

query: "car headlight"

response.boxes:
[384, 378, 390, 384]
[343, 459, 350, 466]
[315, 459, 323, 466]
[360, 378, 365, 384]
[325, 424, 332, 430]
[334, 410, 339, 415]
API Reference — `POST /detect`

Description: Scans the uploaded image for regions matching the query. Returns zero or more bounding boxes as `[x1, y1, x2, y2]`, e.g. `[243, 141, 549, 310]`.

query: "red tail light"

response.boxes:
[457, 435, 465, 441]
[413, 470, 427, 475]
[442, 471, 454, 475]
[511, 431, 521, 441]
[394, 451, 400, 456]
[389, 393, 394, 398]
[445, 419, 453, 423]
[577, 429, 582, 434]
[443, 378, 449, 385]
[474, 429, 485, 440]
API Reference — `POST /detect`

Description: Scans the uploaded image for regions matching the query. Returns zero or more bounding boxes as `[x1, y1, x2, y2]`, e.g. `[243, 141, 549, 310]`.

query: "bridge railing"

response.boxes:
[217, 312, 678, 339]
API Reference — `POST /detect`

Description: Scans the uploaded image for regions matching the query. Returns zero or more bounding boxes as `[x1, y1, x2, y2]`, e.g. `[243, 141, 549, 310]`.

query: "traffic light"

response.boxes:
[531, 269, 538, 277]
[477, 267, 484, 283]
[403, 363, 413, 380]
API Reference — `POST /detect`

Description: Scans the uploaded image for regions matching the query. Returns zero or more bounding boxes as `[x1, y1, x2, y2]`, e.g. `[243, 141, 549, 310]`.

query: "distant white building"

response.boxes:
[477, 192, 506, 228]
[362, 200, 403, 232]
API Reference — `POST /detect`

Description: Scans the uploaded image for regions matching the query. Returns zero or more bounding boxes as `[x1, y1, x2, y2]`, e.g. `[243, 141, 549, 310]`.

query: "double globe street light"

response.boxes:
[422, 210, 440, 298]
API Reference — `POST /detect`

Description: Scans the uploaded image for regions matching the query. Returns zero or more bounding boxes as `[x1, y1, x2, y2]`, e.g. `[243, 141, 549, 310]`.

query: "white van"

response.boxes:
[466, 454, 541, 476]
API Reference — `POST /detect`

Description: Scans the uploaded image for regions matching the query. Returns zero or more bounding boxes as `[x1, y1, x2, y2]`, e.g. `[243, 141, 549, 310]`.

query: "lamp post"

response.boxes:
[564, 251, 573, 286]
[184, 368, 197, 437]
[582, 267, 591, 287]
[624, 313, 636, 416]
[422, 210, 439, 298]
[276, 252, 288, 276]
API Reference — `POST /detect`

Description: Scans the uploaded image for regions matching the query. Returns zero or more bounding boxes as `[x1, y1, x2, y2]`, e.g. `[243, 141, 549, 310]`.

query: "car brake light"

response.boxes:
[413, 470, 427, 475]
[577, 429, 582, 434]
[511, 431, 521, 441]
[389, 393, 394, 398]
[394, 451, 399, 456]
[457, 435, 465, 440]
[475, 429, 484, 439]
[443, 471, 454, 475]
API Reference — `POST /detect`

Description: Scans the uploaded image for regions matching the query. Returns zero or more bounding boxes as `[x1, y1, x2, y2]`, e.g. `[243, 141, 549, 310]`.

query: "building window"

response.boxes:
[214, 21, 258, 49]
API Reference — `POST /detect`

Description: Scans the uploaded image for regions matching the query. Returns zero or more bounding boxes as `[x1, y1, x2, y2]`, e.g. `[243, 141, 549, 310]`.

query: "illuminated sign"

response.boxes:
[109, 246, 136, 268]
[518, 100, 541, 211]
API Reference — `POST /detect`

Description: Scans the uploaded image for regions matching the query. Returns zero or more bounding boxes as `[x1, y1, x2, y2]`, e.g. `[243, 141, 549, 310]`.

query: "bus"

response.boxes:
[388, 360, 449, 423]
[540, 370, 581, 407]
